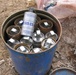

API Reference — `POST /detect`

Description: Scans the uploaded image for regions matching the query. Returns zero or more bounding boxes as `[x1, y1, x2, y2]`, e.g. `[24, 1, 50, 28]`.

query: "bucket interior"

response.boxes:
[2, 10, 62, 52]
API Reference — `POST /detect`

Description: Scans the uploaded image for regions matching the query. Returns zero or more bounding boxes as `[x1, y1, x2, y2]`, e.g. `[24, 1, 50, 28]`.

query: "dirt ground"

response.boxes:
[0, 0, 76, 75]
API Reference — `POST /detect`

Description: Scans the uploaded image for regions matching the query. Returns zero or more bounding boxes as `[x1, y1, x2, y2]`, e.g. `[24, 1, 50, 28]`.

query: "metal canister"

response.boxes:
[7, 38, 19, 48]
[45, 30, 58, 41]
[41, 38, 55, 50]
[32, 29, 44, 47]
[32, 48, 42, 53]
[39, 19, 53, 34]
[20, 36, 33, 48]
[14, 17, 23, 27]
[6, 25, 21, 40]
[21, 8, 37, 36]
[14, 43, 30, 53]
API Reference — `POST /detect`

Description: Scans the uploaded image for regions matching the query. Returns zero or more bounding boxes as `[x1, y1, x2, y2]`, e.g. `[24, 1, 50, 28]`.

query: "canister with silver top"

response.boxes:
[7, 38, 19, 48]
[20, 36, 33, 48]
[14, 43, 30, 53]
[41, 38, 56, 50]
[32, 29, 44, 47]
[10, 28, 19, 35]
[32, 48, 42, 53]
[45, 30, 58, 41]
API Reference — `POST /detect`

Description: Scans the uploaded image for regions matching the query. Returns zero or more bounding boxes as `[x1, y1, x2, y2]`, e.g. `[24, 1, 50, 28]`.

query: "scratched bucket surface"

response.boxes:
[50, 68, 76, 75]
[1, 9, 62, 75]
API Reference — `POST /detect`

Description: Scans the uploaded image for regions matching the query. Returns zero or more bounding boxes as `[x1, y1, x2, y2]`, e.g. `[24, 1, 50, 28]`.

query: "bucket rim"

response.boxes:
[49, 67, 76, 75]
[1, 9, 62, 54]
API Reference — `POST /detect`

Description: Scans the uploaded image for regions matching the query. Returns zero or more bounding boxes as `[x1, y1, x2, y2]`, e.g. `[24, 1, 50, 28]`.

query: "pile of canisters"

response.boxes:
[6, 8, 58, 54]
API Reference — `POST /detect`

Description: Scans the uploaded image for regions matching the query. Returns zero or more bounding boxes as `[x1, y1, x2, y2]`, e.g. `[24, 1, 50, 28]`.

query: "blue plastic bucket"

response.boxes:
[50, 68, 76, 75]
[1, 9, 62, 75]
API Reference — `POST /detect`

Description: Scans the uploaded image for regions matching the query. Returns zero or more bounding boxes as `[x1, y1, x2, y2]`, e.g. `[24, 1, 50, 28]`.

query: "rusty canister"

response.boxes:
[38, 19, 53, 34]
[6, 25, 21, 40]
[14, 17, 23, 27]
